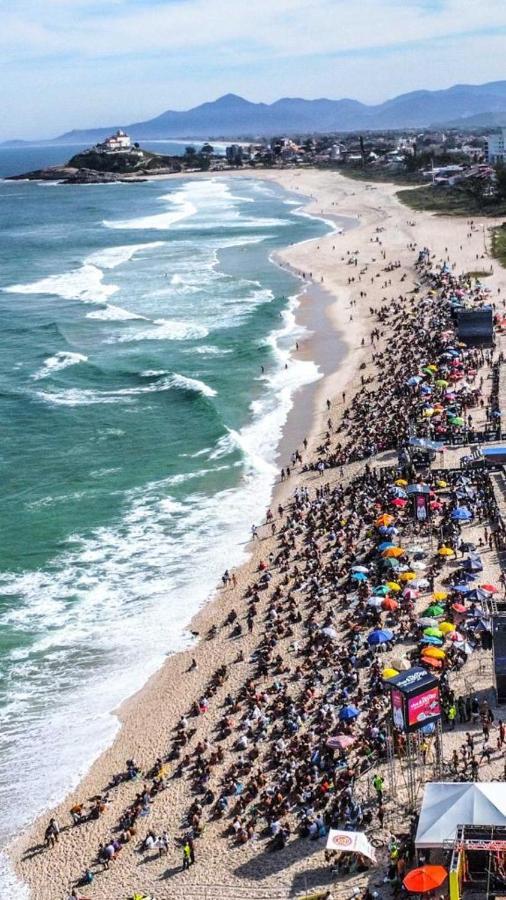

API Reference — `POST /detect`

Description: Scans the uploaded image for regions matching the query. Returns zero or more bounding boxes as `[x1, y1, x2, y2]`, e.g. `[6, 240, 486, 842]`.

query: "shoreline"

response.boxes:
[11, 167, 506, 899]
[6, 171, 356, 897]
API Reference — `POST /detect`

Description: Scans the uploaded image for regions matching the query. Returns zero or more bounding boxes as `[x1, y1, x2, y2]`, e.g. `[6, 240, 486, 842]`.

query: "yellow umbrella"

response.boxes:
[433, 591, 448, 601]
[382, 546, 404, 558]
[422, 408, 435, 417]
[422, 647, 446, 659]
[382, 667, 399, 679]
[400, 571, 416, 582]
[439, 622, 454, 634]
[436, 480, 448, 488]
[438, 547, 454, 557]
[426, 364, 438, 372]
[395, 479, 408, 487]
[386, 581, 401, 592]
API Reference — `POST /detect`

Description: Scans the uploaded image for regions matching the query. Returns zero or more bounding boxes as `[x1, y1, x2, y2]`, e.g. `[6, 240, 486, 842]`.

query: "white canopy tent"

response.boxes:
[415, 783, 506, 848]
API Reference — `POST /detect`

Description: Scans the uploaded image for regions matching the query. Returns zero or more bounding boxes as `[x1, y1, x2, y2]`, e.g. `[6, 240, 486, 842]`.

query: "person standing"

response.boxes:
[182, 840, 191, 871]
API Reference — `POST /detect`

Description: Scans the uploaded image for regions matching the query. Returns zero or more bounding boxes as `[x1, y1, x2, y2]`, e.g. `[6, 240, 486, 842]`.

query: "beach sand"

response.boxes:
[9, 169, 506, 900]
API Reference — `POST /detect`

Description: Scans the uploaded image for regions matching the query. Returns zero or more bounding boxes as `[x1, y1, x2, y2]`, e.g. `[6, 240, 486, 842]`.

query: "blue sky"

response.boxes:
[0, 0, 505, 139]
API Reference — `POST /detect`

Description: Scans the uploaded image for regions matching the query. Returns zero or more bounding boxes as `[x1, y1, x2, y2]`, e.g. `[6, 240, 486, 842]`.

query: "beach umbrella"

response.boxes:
[406, 376, 422, 386]
[399, 571, 416, 582]
[420, 636, 444, 647]
[425, 604, 445, 617]
[449, 631, 464, 642]
[436, 479, 448, 488]
[322, 626, 338, 639]
[339, 705, 360, 721]
[430, 499, 443, 511]
[382, 597, 399, 611]
[418, 617, 437, 627]
[382, 667, 399, 679]
[367, 628, 393, 646]
[351, 565, 369, 573]
[452, 584, 471, 594]
[422, 655, 443, 669]
[423, 626, 443, 638]
[391, 498, 407, 508]
[452, 602, 467, 613]
[433, 591, 448, 601]
[422, 647, 445, 660]
[406, 544, 426, 555]
[373, 585, 390, 596]
[351, 571, 368, 582]
[435, 379, 449, 388]
[376, 514, 394, 527]
[450, 416, 465, 427]
[378, 525, 397, 537]
[367, 596, 383, 608]
[326, 735, 355, 750]
[439, 622, 455, 634]
[466, 588, 492, 603]
[383, 558, 400, 570]
[391, 657, 410, 671]
[403, 865, 447, 894]
[395, 479, 408, 487]
[438, 546, 454, 557]
[481, 583, 498, 593]
[403, 588, 419, 601]
[382, 546, 404, 558]
[385, 581, 401, 592]
[451, 507, 472, 521]
[377, 541, 395, 551]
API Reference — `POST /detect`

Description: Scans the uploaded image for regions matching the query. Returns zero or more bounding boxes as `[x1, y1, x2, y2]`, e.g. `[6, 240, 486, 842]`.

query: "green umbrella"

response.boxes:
[424, 627, 443, 638]
[373, 585, 390, 596]
[435, 379, 448, 387]
[383, 558, 400, 569]
[450, 416, 464, 426]
[424, 604, 445, 617]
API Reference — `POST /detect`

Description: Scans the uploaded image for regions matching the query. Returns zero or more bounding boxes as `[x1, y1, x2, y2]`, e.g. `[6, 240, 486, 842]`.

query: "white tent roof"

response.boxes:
[415, 782, 506, 848]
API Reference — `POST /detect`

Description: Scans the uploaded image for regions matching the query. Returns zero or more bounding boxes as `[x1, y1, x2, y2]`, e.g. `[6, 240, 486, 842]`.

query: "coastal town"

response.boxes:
[9, 158, 506, 900]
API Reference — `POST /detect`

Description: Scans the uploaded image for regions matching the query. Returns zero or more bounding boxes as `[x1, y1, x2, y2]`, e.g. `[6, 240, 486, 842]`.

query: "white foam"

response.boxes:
[104, 199, 197, 231]
[87, 241, 165, 269]
[4, 263, 118, 304]
[113, 318, 209, 342]
[86, 304, 147, 321]
[32, 351, 88, 380]
[36, 372, 216, 406]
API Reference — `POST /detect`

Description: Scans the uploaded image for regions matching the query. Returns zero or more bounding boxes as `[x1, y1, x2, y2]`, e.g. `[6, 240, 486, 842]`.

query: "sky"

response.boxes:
[1, 0, 506, 140]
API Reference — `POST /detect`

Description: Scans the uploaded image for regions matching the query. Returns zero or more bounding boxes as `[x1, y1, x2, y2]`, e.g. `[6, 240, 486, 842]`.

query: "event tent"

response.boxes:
[415, 783, 506, 848]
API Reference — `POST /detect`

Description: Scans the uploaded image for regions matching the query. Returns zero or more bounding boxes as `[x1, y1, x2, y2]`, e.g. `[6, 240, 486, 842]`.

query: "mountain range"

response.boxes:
[8, 81, 506, 145]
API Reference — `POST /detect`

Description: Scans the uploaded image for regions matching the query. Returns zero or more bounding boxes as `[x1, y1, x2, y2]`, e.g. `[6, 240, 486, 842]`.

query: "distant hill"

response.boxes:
[6, 81, 506, 145]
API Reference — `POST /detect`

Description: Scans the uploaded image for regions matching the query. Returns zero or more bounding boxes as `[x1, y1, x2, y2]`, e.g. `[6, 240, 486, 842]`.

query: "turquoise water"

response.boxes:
[0, 163, 329, 867]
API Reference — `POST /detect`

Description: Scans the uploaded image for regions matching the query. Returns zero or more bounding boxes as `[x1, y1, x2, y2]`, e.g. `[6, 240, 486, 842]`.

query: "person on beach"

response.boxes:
[182, 840, 191, 870]
[44, 817, 60, 848]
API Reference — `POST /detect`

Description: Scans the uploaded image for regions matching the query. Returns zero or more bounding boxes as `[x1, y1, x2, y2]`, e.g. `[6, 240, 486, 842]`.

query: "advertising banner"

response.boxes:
[407, 686, 441, 728]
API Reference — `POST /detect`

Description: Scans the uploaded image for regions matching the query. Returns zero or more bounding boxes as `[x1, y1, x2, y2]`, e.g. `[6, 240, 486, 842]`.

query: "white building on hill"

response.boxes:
[96, 130, 134, 153]
[487, 128, 506, 164]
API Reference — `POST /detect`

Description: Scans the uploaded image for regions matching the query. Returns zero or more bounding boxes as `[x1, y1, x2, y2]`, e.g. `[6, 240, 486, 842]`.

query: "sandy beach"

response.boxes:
[9, 168, 506, 900]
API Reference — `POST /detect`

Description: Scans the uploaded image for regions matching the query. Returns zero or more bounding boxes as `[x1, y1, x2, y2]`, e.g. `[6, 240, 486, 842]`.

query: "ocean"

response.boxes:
[0, 147, 331, 886]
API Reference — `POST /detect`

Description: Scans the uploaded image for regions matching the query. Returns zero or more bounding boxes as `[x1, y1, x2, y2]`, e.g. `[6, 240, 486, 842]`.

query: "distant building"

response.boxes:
[96, 130, 135, 153]
[487, 128, 506, 164]
[226, 144, 243, 166]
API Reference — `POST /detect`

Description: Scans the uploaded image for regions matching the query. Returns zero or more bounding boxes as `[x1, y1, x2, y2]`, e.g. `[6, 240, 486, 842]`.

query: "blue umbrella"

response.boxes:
[351, 571, 368, 582]
[420, 636, 444, 646]
[368, 628, 394, 646]
[451, 507, 472, 521]
[377, 541, 395, 551]
[406, 376, 422, 386]
[420, 722, 436, 735]
[339, 705, 360, 721]
[390, 488, 408, 499]
[452, 584, 471, 594]
[379, 525, 397, 537]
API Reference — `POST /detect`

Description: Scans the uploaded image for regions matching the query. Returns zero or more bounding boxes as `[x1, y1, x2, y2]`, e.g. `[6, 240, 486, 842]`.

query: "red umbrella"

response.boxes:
[403, 865, 447, 893]
[382, 597, 399, 611]
[421, 655, 443, 669]
[481, 584, 497, 593]
[391, 498, 407, 507]
[452, 602, 467, 613]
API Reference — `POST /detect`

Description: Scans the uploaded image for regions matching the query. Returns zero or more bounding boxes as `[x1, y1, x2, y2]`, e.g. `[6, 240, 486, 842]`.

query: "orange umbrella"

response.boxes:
[403, 865, 447, 894]
[422, 655, 443, 669]
[382, 597, 399, 611]
[422, 646, 445, 659]
[382, 546, 404, 558]
[376, 514, 394, 527]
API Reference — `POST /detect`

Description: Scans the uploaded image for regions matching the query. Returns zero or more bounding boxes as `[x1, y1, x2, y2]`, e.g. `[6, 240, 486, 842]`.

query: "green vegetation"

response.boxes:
[491, 224, 506, 268]
[340, 167, 422, 186]
[397, 184, 506, 217]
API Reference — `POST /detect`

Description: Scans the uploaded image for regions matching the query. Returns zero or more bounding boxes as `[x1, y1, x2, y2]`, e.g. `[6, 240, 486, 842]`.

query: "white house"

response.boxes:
[96, 130, 134, 153]
[487, 128, 506, 164]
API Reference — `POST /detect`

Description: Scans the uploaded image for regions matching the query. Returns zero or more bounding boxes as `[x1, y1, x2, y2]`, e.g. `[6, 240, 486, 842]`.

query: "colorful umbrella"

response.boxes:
[367, 628, 394, 645]
[395, 479, 408, 486]
[376, 514, 394, 527]
[452, 602, 467, 613]
[382, 667, 399, 679]
[382, 597, 399, 611]
[391, 498, 407, 507]
[439, 622, 455, 634]
[433, 591, 448, 601]
[339, 705, 360, 721]
[424, 627, 443, 638]
[386, 581, 401, 592]
[373, 585, 390, 596]
[382, 546, 404, 558]
[438, 546, 454, 557]
[403, 865, 447, 894]
[422, 646, 445, 659]
[481, 583, 497, 593]
[425, 604, 445, 617]
[399, 571, 416, 582]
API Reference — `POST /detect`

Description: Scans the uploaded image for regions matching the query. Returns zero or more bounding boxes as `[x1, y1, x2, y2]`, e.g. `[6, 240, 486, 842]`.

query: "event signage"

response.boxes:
[384, 666, 441, 733]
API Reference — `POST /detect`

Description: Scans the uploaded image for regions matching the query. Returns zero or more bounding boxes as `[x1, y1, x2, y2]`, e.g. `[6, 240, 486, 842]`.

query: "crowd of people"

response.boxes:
[41, 248, 506, 900]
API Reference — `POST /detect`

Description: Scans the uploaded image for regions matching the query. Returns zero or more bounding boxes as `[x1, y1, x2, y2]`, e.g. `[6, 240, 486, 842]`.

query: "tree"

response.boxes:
[200, 143, 214, 157]
[462, 175, 487, 210]
[495, 163, 506, 201]
[184, 145, 197, 159]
